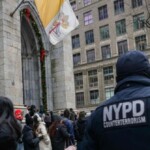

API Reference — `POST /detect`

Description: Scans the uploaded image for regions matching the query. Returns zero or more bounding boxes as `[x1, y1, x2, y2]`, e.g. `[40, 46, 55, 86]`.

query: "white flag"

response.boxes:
[35, 0, 79, 45]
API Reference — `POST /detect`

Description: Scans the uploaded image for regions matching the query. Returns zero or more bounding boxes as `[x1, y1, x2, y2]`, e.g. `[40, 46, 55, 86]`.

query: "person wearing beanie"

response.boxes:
[82, 50, 150, 150]
[14, 109, 24, 150]
[15, 109, 23, 121]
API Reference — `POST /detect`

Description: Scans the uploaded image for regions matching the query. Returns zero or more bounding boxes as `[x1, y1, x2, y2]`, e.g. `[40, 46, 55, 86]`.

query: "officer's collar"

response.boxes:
[115, 75, 150, 94]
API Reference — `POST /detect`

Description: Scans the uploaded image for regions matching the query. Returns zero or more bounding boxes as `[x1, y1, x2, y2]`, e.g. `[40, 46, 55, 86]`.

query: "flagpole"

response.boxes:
[10, 0, 25, 17]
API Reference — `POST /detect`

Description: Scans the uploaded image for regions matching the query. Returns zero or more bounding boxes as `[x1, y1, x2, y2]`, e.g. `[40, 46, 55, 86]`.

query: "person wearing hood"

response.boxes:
[22, 114, 42, 150]
[82, 50, 150, 150]
[74, 111, 86, 150]
[33, 113, 52, 150]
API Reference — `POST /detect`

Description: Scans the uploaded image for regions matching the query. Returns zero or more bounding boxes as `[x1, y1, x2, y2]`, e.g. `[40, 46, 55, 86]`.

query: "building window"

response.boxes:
[83, 0, 91, 6]
[100, 25, 110, 40]
[114, 0, 124, 15]
[98, 5, 108, 20]
[103, 66, 114, 85]
[84, 11, 93, 25]
[70, 1, 77, 10]
[88, 70, 98, 87]
[132, 0, 143, 8]
[116, 19, 126, 36]
[118, 40, 128, 56]
[105, 87, 114, 100]
[72, 34, 80, 49]
[133, 13, 145, 31]
[73, 53, 81, 66]
[90, 90, 99, 104]
[74, 73, 83, 90]
[76, 92, 84, 107]
[87, 49, 95, 63]
[135, 35, 147, 51]
[101, 45, 111, 59]
[85, 30, 94, 44]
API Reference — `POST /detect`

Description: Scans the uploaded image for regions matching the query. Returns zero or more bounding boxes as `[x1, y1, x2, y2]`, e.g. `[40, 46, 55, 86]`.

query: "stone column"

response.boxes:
[0, 0, 23, 105]
[51, 34, 76, 110]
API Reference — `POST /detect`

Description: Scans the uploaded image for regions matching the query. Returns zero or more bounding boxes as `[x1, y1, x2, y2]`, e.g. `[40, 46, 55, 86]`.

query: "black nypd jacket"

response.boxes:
[82, 75, 150, 150]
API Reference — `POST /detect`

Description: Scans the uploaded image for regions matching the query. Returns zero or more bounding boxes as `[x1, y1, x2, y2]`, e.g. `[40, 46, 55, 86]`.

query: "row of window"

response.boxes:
[76, 87, 114, 107]
[73, 35, 147, 65]
[72, 13, 145, 49]
[70, 0, 92, 10]
[100, 13, 144, 38]
[71, 0, 143, 14]
[75, 67, 114, 107]
[75, 66, 114, 90]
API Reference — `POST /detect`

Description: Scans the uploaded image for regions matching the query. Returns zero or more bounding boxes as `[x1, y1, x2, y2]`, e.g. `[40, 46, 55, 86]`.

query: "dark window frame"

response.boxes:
[85, 30, 94, 45]
[98, 5, 108, 20]
[132, 0, 143, 8]
[100, 25, 110, 40]
[73, 53, 81, 66]
[86, 49, 95, 63]
[76, 92, 84, 107]
[116, 19, 126, 36]
[114, 0, 124, 15]
[101, 45, 111, 59]
[72, 34, 80, 49]
[135, 35, 147, 51]
[117, 40, 128, 56]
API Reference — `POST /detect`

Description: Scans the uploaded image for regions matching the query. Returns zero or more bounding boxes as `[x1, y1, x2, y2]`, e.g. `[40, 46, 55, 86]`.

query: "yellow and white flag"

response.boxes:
[34, 0, 79, 45]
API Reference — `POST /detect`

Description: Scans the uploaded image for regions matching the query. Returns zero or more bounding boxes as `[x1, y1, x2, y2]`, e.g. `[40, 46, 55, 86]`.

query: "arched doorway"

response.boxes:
[21, 15, 41, 106]
[19, 1, 53, 110]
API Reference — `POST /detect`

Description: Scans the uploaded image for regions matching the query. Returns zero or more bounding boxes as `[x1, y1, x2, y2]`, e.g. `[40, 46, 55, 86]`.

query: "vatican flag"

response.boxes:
[34, 0, 79, 45]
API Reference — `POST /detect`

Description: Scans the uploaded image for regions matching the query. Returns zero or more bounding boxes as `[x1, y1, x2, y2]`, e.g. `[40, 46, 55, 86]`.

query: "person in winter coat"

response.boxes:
[49, 115, 70, 150]
[75, 111, 86, 150]
[63, 109, 75, 145]
[22, 114, 42, 150]
[33, 113, 52, 150]
[82, 50, 150, 150]
[0, 97, 22, 150]
[14, 109, 24, 150]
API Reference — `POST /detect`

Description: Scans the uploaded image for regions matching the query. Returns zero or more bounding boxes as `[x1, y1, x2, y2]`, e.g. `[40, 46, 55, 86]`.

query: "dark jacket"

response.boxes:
[75, 119, 86, 141]
[63, 118, 74, 138]
[51, 124, 70, 150]
[0, 122, 20, 150]
[22, 125, 40, 150]
[82, 75, 150, 150]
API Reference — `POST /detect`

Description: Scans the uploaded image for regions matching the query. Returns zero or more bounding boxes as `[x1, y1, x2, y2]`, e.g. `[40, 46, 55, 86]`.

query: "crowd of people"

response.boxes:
[2, 101, 88, 150]
[1, 50, 150, 150]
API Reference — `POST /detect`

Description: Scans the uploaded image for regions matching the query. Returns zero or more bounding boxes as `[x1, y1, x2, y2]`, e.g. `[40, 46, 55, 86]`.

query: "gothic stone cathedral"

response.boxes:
[0, 0, 75, 111]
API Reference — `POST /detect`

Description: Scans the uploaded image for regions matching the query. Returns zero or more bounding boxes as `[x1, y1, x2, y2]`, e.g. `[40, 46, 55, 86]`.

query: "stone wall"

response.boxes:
[0, 0, 23, 105]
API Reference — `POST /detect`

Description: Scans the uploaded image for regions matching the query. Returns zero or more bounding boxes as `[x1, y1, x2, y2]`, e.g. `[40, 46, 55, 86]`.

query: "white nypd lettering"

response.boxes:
[122, 102, 132, 118]
[113, 103, 122, 120]
[103, 100, 146, 128]
[103, 105, 113, 122]
[133, 100, 144, 117]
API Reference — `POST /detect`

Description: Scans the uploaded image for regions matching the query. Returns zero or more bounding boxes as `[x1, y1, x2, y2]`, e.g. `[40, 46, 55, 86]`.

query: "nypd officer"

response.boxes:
[82, 50, 150, 150]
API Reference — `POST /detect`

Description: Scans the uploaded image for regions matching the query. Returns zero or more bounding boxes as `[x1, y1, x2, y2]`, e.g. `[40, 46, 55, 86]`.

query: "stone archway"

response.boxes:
[21, 15, 41, 106]
[19, 1, 53, 110]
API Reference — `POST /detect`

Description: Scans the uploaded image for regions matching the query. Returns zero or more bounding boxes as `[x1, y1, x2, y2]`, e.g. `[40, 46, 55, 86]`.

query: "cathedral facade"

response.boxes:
[0, 0, 76, 111]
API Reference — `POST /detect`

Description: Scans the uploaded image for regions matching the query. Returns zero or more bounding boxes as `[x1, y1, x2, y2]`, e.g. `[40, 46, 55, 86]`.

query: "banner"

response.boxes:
[35, 0, 79, 45]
